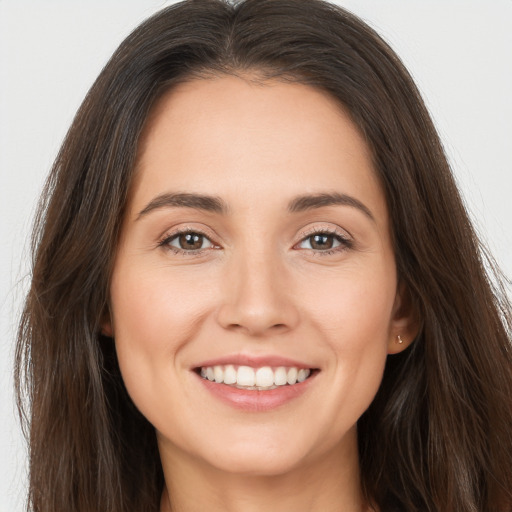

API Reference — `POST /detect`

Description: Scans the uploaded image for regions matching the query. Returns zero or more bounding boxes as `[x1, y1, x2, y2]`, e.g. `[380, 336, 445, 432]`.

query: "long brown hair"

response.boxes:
[15, 1, 512, 510]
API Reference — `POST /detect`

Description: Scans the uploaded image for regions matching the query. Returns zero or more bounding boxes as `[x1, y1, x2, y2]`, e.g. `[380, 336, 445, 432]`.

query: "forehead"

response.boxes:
[130, 75, 386, 224]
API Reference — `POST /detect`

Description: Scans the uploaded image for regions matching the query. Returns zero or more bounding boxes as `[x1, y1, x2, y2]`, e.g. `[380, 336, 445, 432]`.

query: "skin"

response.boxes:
[105, 75, 417, 512]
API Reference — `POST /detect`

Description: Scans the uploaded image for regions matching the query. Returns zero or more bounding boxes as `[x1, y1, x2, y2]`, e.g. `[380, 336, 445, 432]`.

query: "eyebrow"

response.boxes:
[137, 192, 229, 219]
[137, 191, 374, 221]
[287, 192, 375, 221]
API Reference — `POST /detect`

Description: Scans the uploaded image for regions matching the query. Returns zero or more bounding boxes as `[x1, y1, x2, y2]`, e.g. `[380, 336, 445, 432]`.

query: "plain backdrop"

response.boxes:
[1, 1, 511, 509]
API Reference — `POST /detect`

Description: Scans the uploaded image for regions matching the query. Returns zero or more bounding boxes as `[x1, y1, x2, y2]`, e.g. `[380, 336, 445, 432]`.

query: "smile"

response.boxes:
[193, 355, 319, 411]
[199, 365, 312, 390]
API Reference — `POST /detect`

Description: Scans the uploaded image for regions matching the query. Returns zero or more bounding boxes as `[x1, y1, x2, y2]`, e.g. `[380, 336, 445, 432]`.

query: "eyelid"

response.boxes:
[157, 225, 221, 254]
[297, 224, 352, 243]
[168, 232, 214, 250]
[293, 224, 354, 254]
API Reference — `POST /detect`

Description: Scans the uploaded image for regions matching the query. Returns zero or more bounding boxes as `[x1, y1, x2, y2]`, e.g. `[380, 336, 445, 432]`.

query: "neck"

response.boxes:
[159, 429, 368, 512]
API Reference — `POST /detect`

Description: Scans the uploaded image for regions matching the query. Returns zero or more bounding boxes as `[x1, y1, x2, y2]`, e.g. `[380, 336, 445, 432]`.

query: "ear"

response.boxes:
[100, 305, 114, 338]
[387, 280, 420, 354]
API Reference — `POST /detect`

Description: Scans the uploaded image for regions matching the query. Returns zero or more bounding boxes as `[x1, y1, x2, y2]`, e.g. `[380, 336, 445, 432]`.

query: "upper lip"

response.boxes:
[194, 353, 316, 370]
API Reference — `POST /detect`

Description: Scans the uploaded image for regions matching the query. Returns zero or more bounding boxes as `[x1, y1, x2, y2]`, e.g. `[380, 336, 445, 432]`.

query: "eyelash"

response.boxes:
[296, 227, 353, 256]
[158, 228, 218, 256]
[158, 227, 353, 256]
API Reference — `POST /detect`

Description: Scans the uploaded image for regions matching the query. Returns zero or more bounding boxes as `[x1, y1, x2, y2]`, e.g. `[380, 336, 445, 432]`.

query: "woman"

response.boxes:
[15, 0, 512, 510]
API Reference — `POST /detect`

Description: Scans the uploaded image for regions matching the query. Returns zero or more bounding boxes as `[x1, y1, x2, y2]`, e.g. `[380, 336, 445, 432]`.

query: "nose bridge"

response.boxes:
[216, 238, 298, 335]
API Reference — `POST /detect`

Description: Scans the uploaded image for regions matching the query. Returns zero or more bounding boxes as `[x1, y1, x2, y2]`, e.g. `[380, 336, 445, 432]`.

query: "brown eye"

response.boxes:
[298, 231, 349, 252]
[167, 232, 213, 251]
[309, 234, 334, 250]
[179, 233, 203, 250]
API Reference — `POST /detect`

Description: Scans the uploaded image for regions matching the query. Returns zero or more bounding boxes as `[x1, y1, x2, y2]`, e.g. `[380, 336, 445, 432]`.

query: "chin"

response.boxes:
[207, 447, 308, 477]
[189, 425, 332, 478]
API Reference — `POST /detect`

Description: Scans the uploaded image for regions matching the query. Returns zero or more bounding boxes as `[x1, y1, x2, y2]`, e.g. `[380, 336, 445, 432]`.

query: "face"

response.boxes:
[106, 75, 414, 478]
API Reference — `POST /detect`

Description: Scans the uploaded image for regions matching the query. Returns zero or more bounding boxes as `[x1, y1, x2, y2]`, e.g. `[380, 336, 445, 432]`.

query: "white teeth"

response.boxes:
[223, 364, 237, 385]
[214, 366, 223, 383]
[255, 366, 274, 387]
[237, 366, 255, 386]
[297, 368, 309, 382]
[274, 366, 288, 386]
[286, 367, 298, 385]
[199, 364, 313, 389]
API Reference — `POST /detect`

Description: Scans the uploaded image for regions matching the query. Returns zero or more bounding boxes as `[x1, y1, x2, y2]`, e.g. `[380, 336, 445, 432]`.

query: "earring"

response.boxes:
[397, 335, 404, 344]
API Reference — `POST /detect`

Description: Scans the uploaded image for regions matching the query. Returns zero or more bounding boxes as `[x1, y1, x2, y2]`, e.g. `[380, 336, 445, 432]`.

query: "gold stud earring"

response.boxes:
[397, 335, 404, 344]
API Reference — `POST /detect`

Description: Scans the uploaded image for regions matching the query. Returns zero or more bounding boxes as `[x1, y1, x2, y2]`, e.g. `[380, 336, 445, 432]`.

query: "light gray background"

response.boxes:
[1, 1, 511, 509]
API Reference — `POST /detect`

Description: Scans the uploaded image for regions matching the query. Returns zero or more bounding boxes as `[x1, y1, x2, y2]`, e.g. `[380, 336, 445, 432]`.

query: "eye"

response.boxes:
[162, 231, 215, 252]
[297, 230, 351, 252]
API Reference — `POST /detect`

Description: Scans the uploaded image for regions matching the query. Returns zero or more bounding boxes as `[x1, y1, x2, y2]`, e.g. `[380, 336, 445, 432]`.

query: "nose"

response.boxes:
[216, 247, 300, 337]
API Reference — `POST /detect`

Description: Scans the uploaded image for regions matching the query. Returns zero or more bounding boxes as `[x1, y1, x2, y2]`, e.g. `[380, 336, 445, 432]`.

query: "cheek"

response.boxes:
[304, 262, 397, 342]
[109, 264, 214, 416]
[301, 264, 396, 417]
[111, 262, 214, 345]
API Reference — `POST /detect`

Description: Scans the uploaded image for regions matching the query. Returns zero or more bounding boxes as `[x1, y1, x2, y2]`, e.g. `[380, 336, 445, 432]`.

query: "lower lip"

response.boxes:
[195, 371, 317, 412]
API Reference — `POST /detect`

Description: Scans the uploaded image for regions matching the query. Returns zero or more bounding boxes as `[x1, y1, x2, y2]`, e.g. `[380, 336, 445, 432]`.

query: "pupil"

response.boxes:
[311, 234, 333, 250]
[180, 233, 202, 250]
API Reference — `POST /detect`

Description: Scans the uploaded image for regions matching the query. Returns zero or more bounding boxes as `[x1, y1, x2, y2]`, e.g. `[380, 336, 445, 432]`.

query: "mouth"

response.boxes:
[194, 364, 318, 391]
[192, 354, 319, 411]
